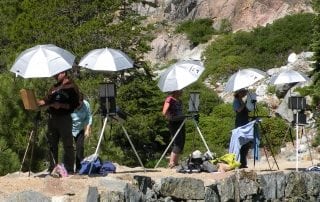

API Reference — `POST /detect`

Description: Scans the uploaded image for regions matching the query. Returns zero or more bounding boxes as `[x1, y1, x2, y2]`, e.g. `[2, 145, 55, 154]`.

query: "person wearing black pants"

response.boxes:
[38, 71, 79, 174]
[162, 90, 186, 168]
[73, 130, 85, 171]
[71, 93, 92, 172]
[233, 88, 250, 168]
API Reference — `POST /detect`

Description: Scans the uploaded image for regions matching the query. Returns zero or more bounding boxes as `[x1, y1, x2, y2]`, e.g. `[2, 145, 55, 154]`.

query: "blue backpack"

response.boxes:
[99, 161, 116, 175]
[79, 156, 102, 175]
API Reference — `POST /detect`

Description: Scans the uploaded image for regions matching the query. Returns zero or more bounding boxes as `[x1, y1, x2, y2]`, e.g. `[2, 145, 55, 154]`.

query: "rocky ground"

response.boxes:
[0, 155, 318, 201]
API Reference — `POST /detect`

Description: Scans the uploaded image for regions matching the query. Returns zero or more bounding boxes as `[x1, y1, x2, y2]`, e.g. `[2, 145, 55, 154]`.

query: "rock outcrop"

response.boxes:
[134, 0, 313, 31]
[135, 0, 313, 66]
[2, 170, 320, 201]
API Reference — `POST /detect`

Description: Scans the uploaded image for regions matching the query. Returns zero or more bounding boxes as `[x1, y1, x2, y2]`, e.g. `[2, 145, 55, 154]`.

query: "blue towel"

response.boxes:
[229, 120, 260, 161]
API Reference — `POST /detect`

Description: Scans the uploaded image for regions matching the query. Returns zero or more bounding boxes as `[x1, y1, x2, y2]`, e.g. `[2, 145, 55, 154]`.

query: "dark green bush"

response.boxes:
[203, 13, 315, 81]
[175, 18, 215, 46]
[0, 138, 20, 176]
[258, 117, 288, 154]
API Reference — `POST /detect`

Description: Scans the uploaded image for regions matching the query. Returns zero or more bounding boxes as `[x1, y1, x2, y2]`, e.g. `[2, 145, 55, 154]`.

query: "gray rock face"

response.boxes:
[259, 172, 286, 200]
[3, 171, 320, 201]
[133, 0, 312, 31]
[159, 177, 205, 200]
[6, 190, 50, 202]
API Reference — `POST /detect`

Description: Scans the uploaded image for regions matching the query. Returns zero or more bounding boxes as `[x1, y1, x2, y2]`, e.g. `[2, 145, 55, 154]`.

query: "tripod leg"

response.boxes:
[262, 145, 272, 170]
[28, 133, 36, 177]
[89, 116, 108, 175]
[192, 119, 213, 159]
[259, 122, 279, 170]
[281, 125, 294, 148]
[19, 130, 34, 174]
[262, 134, 279, 170]
[94, 117, 108, 155]
[288, 126, 295, 147]
[302, 126, 314, 165]
[154, 118, 187, 169]
[121, 125, 146, 172]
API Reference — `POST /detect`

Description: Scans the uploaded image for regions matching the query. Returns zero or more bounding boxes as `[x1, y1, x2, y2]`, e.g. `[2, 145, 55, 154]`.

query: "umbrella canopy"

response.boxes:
[224, 68, 267, 92]
[78, 47, 134, 71]
[10, 44, 75, 78]
[269, 69, 310, 85]
[157, 60, 204, 92]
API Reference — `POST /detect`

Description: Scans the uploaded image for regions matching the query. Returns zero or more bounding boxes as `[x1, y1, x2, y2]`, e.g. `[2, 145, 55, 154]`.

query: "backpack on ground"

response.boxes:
[99, 161, 116, 175]
[79, 154, 102, 175]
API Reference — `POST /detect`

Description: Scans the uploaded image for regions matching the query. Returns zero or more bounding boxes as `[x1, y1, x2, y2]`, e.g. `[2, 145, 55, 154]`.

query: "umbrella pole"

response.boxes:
[295, 111, 299, 171]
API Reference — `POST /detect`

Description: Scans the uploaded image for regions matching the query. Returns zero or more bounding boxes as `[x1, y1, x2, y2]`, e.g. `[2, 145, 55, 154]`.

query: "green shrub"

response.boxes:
[0, 138, 20, 176]
[203, 13, 315, 81]
[218, 18, 232, 34]
[175, 18, 215, 46]
[258, 117, 288, 154]
[267, 85, 276, 94]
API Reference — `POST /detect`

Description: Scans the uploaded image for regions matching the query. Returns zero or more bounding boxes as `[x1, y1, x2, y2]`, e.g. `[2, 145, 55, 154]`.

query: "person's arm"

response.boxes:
[37, 86, 54, 106]
[84, 100, 92, 138]
[162, 97, 171, 119]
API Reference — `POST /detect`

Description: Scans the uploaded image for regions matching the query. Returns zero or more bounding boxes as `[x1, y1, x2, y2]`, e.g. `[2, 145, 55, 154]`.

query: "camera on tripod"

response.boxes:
[288, 96, 306, 110]
[188, 91, 200, 122]
[99, 83, 116, 116]
[99, 82, 127, 122]
[246, 91, 257, 112]
[288, 96, 307, 125]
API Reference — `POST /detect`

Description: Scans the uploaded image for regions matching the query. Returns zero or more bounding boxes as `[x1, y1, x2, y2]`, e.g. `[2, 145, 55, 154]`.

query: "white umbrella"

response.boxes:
[269, 69, 310, 85]
[79, 47, 134, 71]
[269, 69, 310, 172]
[10, 44, 75, 78]
[224, 68, 267, 92]
[157, 60, 204, 92]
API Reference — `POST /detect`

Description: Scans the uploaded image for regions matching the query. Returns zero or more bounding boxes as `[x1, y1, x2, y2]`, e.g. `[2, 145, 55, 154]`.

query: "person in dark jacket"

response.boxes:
[38, 71, 79, 173]
[233, 88, 250, 168]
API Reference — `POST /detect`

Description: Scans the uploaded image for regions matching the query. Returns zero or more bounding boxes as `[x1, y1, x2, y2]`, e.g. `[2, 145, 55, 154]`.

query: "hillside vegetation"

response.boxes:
[0, 1, 319, 175]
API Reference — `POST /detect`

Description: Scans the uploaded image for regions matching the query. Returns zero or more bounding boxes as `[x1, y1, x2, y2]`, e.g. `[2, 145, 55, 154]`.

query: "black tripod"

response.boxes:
[19, 111, 47, 176]
[154, 114, 213, 168]
[250, 102, 279, 170]
[89, 112, 145, 174]
[281, 121, 295, 149]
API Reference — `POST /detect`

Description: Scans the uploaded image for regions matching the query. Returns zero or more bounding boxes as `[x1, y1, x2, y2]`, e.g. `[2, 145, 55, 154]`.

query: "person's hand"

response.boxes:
[37, 99, 45, 106]
[84, 127, 91, 138]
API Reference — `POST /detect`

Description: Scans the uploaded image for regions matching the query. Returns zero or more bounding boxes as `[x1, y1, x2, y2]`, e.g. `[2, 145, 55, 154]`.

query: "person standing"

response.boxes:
[162, 90, 185, 168]
[71, 93, 92, 172]
[233, 88, 250, 168]
[38, 71, 79, 174]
